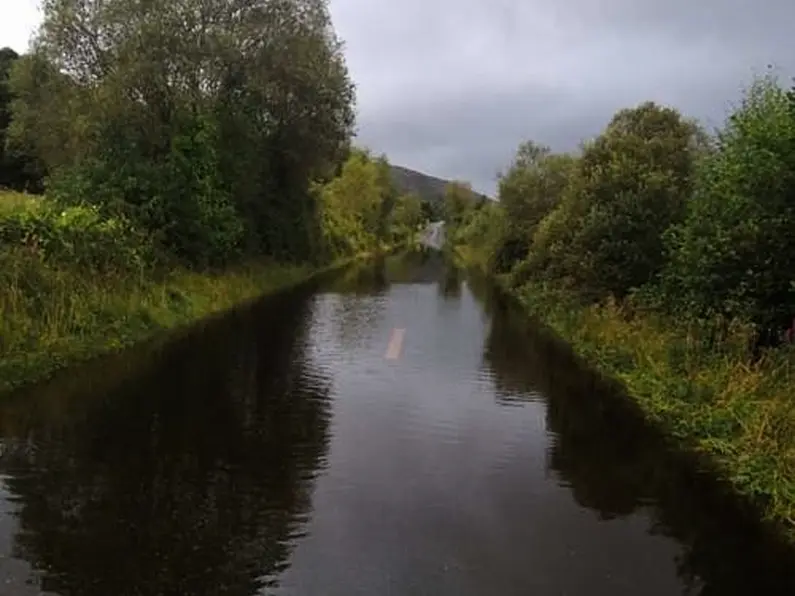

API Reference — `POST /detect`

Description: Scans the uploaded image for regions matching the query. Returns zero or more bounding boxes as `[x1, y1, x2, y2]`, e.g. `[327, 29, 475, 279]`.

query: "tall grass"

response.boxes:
[513, 279, 795, 537]
[0, 192, 314, 393]
[0, 190, 41, 215]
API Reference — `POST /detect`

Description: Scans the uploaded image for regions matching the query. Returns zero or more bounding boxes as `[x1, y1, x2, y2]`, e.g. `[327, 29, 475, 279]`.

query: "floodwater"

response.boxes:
[0, 252, 793, 595]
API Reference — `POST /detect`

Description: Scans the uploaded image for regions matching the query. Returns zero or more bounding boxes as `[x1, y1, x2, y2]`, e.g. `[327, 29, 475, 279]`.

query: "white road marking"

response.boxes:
[385, 328, 406, 360]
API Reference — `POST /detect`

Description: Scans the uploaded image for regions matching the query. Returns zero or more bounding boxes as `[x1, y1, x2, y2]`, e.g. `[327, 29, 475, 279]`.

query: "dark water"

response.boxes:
[0, 253, 794, 595]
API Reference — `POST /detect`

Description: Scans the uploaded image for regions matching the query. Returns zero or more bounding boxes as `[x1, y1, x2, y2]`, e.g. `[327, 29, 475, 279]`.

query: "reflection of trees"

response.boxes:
[329, 257, 389, 296]
[481, 294, 539, 401]
[324, 259, 389, 353]
[0, 285, 333, 595]
[479, 291, 795, 595]
[438, 260, 462, 300]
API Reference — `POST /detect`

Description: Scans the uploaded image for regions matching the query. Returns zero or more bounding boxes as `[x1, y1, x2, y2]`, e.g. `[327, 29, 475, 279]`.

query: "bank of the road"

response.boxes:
[0, 210, 431, 396]
[0, 194, 410, 396]
[455, 248, 795, 545]
[0, 257, 345, 396]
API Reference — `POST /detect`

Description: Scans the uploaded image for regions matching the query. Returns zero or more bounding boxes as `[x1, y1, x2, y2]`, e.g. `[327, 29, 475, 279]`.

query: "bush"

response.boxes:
[660, 76, 795, 331]
[496, 142, 576, 272]
[525, 102, 702, 300]
[316, 149, 393, 258]
[0, 197, 153, 274]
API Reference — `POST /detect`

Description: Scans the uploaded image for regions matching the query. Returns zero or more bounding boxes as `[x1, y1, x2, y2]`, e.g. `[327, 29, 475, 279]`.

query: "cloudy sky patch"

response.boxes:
[4, 0, 795, 194]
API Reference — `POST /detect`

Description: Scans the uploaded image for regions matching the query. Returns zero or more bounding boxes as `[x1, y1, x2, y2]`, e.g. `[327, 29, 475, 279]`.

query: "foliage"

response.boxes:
[0, 48, 43, 191]
[525, 102, 701, 300]
[513, 280, 795, 539]
[450, 73, 795, 543]
[494, 142, 577, 274]
[0, 0, 424, 395]
[9, 0, 355, 266]
[389, 192, 425, 244]
[0, 194, 153, 274]
[443, 180, 481, 232]
[0, 247, 313, 394]
[455, 201, 506, 272]
[660, 76, 795, 331]
[315, 149, 396, 258]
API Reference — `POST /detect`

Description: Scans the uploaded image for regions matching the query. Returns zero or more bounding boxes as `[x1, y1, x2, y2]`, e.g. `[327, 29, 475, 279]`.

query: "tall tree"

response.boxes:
[11, 0, 355, 264]
[0, 47, 43, 191]
[496, 141, 576, 271]
[528, 102, 702, 299]
[661, 76, 795, 329]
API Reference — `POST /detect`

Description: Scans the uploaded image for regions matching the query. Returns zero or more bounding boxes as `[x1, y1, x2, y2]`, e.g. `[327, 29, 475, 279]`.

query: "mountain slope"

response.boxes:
[389, 165, 450, 205]
[389, 165, 490, 209]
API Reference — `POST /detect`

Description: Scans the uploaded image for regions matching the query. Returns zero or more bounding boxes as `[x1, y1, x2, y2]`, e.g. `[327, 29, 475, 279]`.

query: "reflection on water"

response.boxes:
[0, 254, 792, 595]
[476, 282, 795, 595]
[0, 286, 333, 595]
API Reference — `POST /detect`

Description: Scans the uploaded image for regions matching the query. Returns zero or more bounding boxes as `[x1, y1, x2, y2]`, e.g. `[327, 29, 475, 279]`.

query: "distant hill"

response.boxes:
[389, 165, 489, 210]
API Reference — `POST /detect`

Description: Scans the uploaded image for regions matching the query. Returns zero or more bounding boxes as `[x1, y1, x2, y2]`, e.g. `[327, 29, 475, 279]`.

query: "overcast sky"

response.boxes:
[4, 0, 795, 195]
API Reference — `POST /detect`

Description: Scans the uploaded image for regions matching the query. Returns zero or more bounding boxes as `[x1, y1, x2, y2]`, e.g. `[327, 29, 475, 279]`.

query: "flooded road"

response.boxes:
[0, 253, 793, 595]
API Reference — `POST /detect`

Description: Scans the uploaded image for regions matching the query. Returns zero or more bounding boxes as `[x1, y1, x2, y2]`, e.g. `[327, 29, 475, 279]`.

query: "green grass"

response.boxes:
[509, 279, 795, 540]
[0, 191, 357, 394]
[0, 250, 317, 394]
[0, 190, 41, 215]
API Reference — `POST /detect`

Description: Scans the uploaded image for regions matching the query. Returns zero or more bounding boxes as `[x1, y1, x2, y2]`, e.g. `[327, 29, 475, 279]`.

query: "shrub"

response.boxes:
[661, 75, 795, 331]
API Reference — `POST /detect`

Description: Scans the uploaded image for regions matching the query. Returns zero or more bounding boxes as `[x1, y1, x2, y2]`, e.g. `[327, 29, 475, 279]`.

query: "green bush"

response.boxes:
[495, 142, 576, 273]
[525, 102, 702, 300]
[660, 76, 795, 331]
[0, 199, 152, 274]
[316, 149, 394, 258]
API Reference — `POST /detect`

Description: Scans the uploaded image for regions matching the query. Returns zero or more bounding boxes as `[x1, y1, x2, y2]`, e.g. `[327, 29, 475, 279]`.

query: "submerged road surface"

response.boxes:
[0, 253, 793, 595]
[419, 221, 445, 250]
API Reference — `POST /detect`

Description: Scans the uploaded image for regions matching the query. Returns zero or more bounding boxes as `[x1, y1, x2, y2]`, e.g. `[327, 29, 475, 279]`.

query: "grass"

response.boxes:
[0, 190, 41, 215]
[0, 250, 316, 394]
[0, 190, 356, 394]
[510, 279, 795, 539]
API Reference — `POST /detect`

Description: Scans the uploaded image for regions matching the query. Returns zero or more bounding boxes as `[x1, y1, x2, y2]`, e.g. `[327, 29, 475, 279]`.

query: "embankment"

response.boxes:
[459, 256, 795, 544]
[0, 191, 374, 394]
[0, 258, 330, 395]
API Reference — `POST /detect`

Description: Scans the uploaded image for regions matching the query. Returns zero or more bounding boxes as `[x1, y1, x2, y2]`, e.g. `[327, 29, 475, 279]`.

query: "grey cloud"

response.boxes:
[330, 0, 795, 195]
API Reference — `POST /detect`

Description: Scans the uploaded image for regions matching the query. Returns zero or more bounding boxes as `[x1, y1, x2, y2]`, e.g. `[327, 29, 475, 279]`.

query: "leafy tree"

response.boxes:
[456, 201, 506, 272]
[660, 76, 795, 330]
[317, 149, 390, 257]
[525, 102, 702, 300]
[495, 141, 577, 273]
[374, 153, 399, 242]
[389, 192, 424, 244]
[10, 0, 355, 266]
[443, 180, 479, 230]
[0, 47, 17, 183]
[0, 48, 43, 191]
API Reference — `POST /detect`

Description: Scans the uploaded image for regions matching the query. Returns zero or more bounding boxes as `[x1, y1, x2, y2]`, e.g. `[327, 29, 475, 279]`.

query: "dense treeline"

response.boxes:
[453, 75, 795, 340]
[451, 74, 795, 536]
[0, 48, 42, 192]
[0, 0, 425, 271]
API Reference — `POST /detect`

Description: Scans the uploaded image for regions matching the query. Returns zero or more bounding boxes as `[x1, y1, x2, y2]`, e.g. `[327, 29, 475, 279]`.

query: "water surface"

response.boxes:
[0, 253, 793, 595]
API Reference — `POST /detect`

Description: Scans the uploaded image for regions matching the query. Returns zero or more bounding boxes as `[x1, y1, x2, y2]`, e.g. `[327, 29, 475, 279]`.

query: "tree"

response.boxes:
[389, 192, 423, 243]
[10, 0, 355, 265]
[0, 47, 17, 179]
[317, 149, 390, 256]
[0, 48, 43, 191]
[443, 181, 477, 227]
[526, 102, 702, 300]
[660, 76, 795, 330]
[495, 141, 577, 273]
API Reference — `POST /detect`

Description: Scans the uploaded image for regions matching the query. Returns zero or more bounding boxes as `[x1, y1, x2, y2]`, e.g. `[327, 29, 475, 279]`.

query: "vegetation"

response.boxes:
[450, 74, 795, 540]
[389, 163, 490, 220]
[0, 0, 430, 392]
[0, 48, 42, 191]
